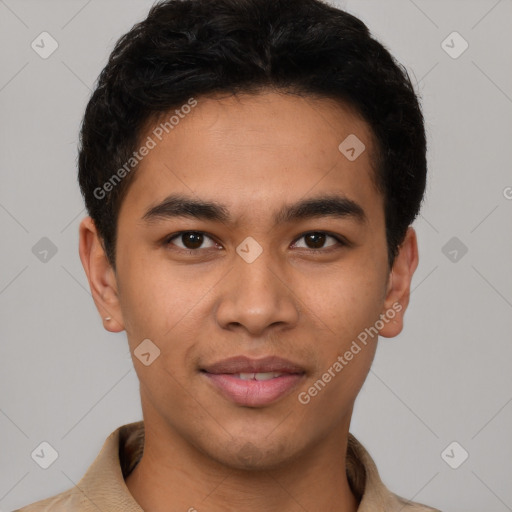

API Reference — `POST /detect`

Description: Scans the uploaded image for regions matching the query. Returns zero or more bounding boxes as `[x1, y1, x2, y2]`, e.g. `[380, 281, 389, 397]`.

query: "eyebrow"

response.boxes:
[142, 193, 367, 225]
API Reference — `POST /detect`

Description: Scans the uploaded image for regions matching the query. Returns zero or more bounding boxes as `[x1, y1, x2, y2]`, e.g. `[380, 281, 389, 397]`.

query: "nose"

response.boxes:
[214, 248, 300, 337]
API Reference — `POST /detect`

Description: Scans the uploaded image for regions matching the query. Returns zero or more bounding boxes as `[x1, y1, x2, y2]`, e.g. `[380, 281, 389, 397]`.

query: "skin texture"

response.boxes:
[79, 90, 419, 512]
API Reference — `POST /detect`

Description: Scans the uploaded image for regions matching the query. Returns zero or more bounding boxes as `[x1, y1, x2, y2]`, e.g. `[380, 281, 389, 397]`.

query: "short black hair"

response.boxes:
[78, 0, 427, 269]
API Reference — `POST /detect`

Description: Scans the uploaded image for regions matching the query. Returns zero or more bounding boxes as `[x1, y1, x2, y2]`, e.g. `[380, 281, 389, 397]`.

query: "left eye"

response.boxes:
[293, 232, 342, 250]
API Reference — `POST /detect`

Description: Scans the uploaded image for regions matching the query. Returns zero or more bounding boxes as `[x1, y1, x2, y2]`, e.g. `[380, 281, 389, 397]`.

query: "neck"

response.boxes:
[125, 416, 360, 512]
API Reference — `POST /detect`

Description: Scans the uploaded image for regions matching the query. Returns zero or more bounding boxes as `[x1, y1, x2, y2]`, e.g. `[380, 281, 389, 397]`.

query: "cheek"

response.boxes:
[294, 273, 383, 427]
[298, 263, 386, 346]
[115, 242, 222, 394]
[308, 282, 381, 388]
[116, 250, 220, 352]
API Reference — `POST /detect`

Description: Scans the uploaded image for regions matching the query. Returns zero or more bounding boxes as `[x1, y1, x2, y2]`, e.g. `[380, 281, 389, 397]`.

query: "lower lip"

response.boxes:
[202, 372, 304, 407]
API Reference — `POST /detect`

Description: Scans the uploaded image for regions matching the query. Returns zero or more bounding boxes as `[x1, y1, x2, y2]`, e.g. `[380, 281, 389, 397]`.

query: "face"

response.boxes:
[80, 90, 418, 471]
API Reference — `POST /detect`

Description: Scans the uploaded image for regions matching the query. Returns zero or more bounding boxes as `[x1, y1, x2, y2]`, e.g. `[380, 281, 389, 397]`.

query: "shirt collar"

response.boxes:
[72, 421, 435, 511]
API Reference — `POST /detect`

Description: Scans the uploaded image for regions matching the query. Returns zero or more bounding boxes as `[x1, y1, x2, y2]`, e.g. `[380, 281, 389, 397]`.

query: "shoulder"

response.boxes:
[347, 433, 442, 512]
[11, 421, 144, 512]
[391, 491, 443, 511]
[12, 487, 88, 511]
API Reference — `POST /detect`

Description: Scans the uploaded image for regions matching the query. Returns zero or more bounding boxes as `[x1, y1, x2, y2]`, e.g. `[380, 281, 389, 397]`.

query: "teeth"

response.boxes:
[255, 372, 281, 381]
[238, 373, 256, 380]
[237, 372, 284, 381]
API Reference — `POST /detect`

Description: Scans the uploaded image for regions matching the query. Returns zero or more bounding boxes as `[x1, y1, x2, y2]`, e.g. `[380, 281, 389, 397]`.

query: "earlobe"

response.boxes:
[78, 217, 125, 333]
[378, 227, 419, 339]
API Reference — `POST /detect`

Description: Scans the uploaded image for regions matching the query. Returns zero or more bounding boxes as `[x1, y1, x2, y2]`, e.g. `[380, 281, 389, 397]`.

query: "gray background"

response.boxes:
[1, 0, 511, 510]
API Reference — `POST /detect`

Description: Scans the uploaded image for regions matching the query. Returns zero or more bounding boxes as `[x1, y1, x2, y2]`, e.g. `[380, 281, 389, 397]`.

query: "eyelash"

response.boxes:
[163, 231, 350, 255]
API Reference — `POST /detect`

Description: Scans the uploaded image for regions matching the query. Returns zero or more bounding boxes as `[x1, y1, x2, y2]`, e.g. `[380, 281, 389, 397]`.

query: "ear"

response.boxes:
[378, 226, 419, 338]
[78, 217, 125, 332]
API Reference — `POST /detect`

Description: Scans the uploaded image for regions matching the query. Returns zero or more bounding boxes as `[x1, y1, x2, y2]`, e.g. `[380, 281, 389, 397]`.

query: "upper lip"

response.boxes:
[201, 355, 305, 374]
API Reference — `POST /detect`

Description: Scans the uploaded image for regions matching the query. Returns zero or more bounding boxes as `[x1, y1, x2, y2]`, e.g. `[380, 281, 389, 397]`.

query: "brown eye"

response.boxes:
[166, 231, 217, 251]
[181, 232, 204, 249]
[294, 232, 341, 250]
[305, 233, 327, 249]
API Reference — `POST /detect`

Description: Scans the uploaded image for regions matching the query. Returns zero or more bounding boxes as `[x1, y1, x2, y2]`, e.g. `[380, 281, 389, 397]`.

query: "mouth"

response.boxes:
[200, 356, 306, 407]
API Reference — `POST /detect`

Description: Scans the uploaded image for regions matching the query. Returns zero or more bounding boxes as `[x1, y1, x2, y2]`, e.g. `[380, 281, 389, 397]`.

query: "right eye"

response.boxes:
[164, 231, 220, 252]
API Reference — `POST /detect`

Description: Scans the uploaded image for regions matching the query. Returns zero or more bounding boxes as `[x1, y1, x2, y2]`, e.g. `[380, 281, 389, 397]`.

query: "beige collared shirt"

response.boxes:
[14, 421, 441, 511]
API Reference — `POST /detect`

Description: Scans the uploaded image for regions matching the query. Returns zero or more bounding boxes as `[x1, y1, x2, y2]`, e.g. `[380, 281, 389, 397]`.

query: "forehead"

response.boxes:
[120, 91, 382, 225]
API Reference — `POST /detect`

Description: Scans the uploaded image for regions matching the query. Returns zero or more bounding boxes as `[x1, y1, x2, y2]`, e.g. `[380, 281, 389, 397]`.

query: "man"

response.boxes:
[15, 0, 442, 510]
